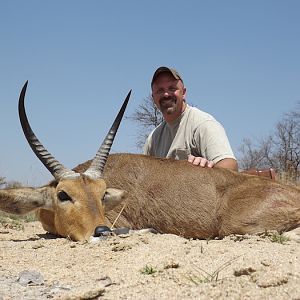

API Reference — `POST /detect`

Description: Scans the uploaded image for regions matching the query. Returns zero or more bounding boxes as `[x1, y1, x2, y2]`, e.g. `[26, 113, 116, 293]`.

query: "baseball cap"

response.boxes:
[151, 66, 184, 87]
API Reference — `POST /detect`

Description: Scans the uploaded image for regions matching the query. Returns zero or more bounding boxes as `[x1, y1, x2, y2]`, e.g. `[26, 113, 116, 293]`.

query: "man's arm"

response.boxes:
[189, 118, 238, 171]
[187, 155, 238, 171]
[215, 158, 238, 171]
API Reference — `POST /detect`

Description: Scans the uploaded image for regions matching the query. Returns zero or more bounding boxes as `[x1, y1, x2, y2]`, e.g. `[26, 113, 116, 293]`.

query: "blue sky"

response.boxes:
[1, 1, 300, 185]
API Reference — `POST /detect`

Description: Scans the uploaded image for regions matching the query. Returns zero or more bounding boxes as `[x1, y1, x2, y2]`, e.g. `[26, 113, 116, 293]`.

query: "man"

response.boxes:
[144, 66, 238, 171]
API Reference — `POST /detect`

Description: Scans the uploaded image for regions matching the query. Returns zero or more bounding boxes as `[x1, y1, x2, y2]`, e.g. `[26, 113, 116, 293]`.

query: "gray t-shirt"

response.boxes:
[144, 105, 236, 163]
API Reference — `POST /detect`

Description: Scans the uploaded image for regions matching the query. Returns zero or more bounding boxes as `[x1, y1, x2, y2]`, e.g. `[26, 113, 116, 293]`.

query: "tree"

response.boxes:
[127, 94, 163, 150]
[238, 138, 271, 170]
[239, 103, 300, 181]
[5, 181, 23, 188]
[0, 177, 6, 187]
[0, 177, 23, 189]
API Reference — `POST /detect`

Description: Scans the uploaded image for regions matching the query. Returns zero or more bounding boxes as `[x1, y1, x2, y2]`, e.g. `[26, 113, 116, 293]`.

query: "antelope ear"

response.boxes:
[103, 188, 127, 211]
[0, 186, 54, 215]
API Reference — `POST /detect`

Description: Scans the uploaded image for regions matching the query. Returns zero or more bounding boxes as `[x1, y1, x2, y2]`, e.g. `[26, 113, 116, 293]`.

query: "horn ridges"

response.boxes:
[18, 81, 78, 180]
[84, 90, 132, 179]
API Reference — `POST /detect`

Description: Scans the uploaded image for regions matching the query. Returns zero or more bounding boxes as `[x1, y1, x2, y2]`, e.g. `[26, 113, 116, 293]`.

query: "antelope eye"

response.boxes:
[57, 191, 72, 202]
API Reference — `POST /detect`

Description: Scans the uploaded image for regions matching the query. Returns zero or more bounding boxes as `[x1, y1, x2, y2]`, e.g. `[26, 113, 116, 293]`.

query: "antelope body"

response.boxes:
[0, 83, 299, 241]
[94, 154, 300, 238]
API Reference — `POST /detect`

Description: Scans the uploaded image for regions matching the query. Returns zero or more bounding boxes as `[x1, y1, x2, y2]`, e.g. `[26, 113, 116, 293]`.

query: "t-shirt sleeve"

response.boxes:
[194, 120, 236, 163]
[143, 132, 152, 155]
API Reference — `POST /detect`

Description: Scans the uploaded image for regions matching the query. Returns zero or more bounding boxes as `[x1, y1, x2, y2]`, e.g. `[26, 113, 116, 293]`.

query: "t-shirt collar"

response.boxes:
[166, 104, 190, 129]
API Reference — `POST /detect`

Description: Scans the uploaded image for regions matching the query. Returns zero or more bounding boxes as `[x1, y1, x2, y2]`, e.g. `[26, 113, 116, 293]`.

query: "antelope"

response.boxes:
[0, 83, 300, 241]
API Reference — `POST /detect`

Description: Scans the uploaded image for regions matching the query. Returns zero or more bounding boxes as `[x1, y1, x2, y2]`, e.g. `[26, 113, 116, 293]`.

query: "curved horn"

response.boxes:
[18, 81, 79, 180]
[84, 90, 132, 179]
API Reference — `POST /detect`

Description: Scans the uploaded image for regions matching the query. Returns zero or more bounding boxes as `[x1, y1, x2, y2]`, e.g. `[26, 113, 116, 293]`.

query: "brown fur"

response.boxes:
[1, 153, 299, 240]
[76, 153, 300, 239]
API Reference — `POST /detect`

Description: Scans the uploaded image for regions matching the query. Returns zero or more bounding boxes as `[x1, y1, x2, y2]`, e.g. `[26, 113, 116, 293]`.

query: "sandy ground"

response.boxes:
[0, 219, 299, 300]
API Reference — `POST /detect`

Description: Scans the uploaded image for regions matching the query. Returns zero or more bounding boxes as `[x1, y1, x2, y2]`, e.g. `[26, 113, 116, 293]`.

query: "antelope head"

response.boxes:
[0, 82, 131, 241]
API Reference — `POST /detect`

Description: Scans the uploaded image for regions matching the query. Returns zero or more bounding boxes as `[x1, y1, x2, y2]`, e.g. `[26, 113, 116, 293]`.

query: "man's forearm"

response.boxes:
[215, 158, 238, 171]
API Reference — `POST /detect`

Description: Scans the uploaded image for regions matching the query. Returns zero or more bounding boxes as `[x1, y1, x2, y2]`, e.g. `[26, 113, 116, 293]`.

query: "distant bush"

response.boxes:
[4, 181, 23, 189]
[239, 103, 300, 182]
[0, 176, 6, 187]
[0, 177, 23, 189]
[0, 178, 37, 223]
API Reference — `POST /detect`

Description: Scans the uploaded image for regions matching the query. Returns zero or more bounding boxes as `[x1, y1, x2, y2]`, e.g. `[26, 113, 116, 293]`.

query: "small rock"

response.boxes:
[17, 270, 44, 286]
[45, 281, 72, 295]
[97, 276, 113, 287]
[32, 243, 44, 249]
[257, 274, 288, 288]
[261, 259, 271, 267]
[112, 243, 132, 252]
[56, 288, 105, 300]
[234, 267, 256, 276]
[164, 261, 180, 269]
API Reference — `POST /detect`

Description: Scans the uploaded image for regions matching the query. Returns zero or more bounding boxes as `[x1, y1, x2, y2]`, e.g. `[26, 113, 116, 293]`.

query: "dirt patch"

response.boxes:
[0, 220, 299, 299]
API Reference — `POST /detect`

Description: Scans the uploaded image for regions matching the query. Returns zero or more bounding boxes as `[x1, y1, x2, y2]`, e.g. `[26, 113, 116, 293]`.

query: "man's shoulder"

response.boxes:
[186, 105, 216, 123]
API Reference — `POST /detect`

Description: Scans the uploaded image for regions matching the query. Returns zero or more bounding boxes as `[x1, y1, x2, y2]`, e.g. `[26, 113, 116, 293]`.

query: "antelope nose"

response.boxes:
[94, 225, 112, 237]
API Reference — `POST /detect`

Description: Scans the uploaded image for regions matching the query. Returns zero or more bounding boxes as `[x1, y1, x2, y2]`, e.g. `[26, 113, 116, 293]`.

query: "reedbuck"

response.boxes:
[0, 83, 300, 241]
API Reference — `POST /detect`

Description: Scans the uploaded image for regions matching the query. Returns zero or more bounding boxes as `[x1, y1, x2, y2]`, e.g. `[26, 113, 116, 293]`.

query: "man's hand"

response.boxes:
[187, 155, 214, 168]
[187, 155, 238, 171]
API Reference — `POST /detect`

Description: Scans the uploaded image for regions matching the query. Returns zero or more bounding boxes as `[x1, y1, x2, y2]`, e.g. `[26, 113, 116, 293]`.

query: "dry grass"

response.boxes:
[276, 170, 300, 185]
[0, 212, 37, 230]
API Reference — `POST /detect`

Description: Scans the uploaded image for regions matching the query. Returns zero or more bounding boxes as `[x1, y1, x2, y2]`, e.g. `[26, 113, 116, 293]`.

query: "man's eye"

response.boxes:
[57, 191, 72, 202]
[169, 87, 177, 92]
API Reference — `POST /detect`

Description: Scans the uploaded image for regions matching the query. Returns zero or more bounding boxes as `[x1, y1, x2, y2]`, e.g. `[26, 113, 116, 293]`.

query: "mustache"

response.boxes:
[159, 95, 176, 105]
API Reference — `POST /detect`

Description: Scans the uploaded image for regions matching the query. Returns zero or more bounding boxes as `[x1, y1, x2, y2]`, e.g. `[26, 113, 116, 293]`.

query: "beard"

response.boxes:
[159, 96, 177, 115]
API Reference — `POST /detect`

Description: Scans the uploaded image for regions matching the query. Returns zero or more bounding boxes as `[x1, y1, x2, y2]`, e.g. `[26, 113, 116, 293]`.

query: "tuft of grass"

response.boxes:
[186, 257, 239, 285]
[259, 230, 290, 244]
[0, 212, 37, 222]
[0, 212, 37, 231]
[140, 265, 157, 275]
[23, 213, 37, 222]
[269, 232, 290, 244]
[0, 215, 24, 231]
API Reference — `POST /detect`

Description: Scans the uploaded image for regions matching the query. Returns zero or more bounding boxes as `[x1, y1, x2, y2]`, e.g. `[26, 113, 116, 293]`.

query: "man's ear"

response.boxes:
[182, 87, 187, 100]
[103, 188, 127, 211]
[151, 93, 156, 104]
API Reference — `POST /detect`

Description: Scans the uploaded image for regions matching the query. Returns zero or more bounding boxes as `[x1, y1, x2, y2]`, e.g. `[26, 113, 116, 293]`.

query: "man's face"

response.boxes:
[152, 72, 186, 122]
